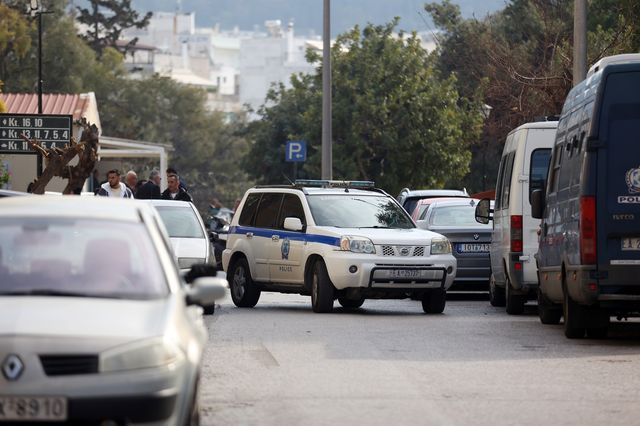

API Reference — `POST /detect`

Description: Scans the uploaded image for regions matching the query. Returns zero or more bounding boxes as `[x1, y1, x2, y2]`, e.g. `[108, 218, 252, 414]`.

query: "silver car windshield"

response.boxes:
[0, 218, 169, 299]
[156, 206, 205, 239]
[430, 205, 493, 227]
[307, 194, 414, 229]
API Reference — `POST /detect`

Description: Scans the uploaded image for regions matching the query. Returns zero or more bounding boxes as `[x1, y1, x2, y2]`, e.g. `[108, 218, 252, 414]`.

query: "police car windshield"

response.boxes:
[307, 195, 414, 229]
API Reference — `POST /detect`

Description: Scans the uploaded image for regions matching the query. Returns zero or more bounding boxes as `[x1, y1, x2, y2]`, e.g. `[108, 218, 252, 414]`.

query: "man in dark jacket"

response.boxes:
[162, 173, 193, 202]
[136, 169, 162, 199]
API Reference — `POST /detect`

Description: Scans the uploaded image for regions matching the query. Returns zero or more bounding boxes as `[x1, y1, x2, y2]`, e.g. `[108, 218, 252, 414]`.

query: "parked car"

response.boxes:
[411, 197, 469, 223]
[397, 188, 469, 216]
[223, 180, 457, 314]
[418, 199, 492, 290]
[532, 54, 640, 338]
[475, 118, 558, 314]
[0, 196, 226, 424]
[147, 199, 217, 314]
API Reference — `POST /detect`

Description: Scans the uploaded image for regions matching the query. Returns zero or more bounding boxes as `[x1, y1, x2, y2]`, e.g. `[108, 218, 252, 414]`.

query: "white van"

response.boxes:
[476, 119, 557, 314]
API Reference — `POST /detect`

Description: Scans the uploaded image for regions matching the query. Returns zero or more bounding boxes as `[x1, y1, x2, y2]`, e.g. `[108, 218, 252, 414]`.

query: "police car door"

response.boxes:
[270, 193, 307, 284]
[253, 192, 284, 282]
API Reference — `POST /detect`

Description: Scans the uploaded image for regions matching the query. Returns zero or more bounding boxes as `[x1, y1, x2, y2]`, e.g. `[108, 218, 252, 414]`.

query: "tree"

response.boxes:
[245, 20, 482, 195]
[0, 3, 33, 92]
[76, 0, 152, 56]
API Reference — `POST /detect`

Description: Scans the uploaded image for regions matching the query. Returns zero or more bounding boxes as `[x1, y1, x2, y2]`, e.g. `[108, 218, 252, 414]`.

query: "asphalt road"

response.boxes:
[200, 293, 640, 426]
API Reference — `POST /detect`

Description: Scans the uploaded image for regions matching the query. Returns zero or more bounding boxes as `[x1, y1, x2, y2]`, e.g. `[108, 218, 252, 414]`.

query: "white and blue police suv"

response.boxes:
[222, 180, 457, 313]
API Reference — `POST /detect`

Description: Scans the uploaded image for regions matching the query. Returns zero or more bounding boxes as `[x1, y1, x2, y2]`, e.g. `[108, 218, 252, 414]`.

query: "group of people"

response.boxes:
[94, 168, 193, 202]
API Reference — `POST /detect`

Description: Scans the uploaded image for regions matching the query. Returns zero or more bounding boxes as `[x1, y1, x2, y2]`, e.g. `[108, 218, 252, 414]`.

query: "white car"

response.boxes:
[222, 180, 457, 313]
[0, 196, 226, 424]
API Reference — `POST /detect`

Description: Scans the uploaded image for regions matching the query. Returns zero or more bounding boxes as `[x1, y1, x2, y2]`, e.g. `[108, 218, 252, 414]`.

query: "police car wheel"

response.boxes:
[422, 288, 446, 314]
[311, 260, 334, 313]
[229, 257, 261, 308]
[338, 296, 364, 309]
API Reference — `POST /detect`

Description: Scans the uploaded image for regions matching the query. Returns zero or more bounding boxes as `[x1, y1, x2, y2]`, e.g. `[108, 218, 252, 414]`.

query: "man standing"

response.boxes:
[124, 170, 138, 197]
[162, 174, 193, 202]
[136, 169, 162, 199]
[96, 169, 133, 198]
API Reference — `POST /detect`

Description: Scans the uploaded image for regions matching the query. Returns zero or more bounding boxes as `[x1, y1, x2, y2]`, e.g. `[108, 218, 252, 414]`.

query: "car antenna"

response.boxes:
[282, 173, 295, 186]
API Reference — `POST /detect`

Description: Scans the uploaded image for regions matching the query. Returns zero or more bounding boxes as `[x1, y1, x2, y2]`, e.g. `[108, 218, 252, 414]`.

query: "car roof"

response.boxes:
[427, 198, 483, 208]
[403, 189, 469, 198]
[249, 187, 387, 197]
[510, 120, 558, 132]
[0, 196, 151, 222]
[145, 199, 195, 208]
[415, 197, 467, 206]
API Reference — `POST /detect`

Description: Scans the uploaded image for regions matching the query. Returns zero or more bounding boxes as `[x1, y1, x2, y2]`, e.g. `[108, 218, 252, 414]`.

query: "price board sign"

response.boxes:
[0, 114, 73, 154]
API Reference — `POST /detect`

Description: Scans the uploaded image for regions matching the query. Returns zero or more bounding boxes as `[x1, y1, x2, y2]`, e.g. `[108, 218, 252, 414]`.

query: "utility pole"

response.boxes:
[573, 0, 587, 85]
[321, 0, 332, 180]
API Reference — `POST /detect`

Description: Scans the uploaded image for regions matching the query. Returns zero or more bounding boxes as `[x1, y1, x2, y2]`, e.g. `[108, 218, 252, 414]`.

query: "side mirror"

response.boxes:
[186, 276, 227, 307]
[475, 198, 493, 224]
[531, 189, 545, 219]
[415, 219, 428, 230]
[283, 217, 304, 232]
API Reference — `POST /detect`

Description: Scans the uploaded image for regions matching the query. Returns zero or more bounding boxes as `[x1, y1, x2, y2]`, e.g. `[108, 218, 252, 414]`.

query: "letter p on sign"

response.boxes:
[286, 140, 307, 162]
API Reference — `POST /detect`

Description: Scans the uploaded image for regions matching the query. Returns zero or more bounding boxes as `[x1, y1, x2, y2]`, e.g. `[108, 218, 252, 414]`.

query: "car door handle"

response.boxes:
[272, 235, 280, 242]
[245, 232, 253, 239]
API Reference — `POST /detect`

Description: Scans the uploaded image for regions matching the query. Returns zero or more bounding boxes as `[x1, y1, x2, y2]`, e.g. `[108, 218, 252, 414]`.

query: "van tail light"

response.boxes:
[580, 196, 597, 265]
[511, 215, 523, 253]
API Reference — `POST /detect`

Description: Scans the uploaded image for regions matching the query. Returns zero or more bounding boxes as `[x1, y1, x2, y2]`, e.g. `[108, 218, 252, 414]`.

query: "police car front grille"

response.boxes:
[380, 246, 426, 256]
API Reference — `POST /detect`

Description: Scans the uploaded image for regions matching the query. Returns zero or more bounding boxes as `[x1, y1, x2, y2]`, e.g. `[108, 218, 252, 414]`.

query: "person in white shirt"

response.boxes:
[96, 169, 133, 198]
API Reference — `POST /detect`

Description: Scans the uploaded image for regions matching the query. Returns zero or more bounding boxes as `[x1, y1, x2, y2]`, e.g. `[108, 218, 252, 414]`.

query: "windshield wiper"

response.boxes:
[358, 225, 392, 229]
[0, 289, 103, 298]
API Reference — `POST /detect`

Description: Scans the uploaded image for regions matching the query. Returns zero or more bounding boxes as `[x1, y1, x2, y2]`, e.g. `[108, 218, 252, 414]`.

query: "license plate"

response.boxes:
[375, 269, 443, 280]
[457, 243, 490, 253]
[621, 237, 640, 251]
[0, 396, 67, 421]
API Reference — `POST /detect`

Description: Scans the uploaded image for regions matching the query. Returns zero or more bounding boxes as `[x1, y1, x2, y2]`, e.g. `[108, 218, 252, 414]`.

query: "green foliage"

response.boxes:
[245, 20, 482, 195]
[76, 0, 152, 56]
[0, 4, 33, 88]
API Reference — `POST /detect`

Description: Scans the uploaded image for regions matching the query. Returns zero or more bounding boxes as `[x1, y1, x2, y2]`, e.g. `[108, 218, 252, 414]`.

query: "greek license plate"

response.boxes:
[377, 269, 442, 280]
[0, 396, 67, 421]
[457, 243, 490, 253]
[621, 237, 640, 251]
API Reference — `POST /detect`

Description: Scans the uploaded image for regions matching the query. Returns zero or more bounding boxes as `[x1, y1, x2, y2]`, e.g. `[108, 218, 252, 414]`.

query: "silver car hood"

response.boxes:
[0, 297, 170, 342]
[170, 237, 207, 259]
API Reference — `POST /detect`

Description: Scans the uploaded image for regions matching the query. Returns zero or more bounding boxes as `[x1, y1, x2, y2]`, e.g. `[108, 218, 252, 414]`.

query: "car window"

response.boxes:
[254, 193, 283, 229]
[429, 205, 492, 227]
[494, 155, 507, 210]
[278, 194, 306, 229]
[529, 148, 551, 202]
[307, 194, 414, 228]
[156, 206, 205, 238]
[417, 204, 431, 221]
[501, 152, 516, 208]
[239, 193, 261, 226]
[0, 218, 168, 300]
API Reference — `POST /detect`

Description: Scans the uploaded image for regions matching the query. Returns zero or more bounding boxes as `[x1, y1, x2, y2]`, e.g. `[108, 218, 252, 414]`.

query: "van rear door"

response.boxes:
[597, 68, 640, 288]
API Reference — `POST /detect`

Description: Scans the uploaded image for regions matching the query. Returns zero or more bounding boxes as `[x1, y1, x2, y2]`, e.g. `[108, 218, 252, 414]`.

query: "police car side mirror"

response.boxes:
[531, 189, 545, 219]
[284, 217, 304, 232]
[475, 198, 493, 224]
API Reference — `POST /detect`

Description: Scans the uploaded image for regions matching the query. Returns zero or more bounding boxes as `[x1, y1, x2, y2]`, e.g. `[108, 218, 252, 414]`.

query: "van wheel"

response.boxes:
[311, 260, 334, 313]
[229, 257, 261, 308]
[505, 276, 525, 315]
[537, 288, 561, 324]
[422, 288, 446, 314]
[563, 286, 586, 338]
[338, 297, 364, 309]
[489, 274, 506, 307]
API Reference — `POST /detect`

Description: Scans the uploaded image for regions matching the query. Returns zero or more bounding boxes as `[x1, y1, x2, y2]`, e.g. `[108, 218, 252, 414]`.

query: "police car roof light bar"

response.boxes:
[294, 179, 375, 189]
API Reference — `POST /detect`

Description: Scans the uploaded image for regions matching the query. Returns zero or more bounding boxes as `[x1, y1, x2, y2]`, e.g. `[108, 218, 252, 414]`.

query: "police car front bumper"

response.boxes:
[323, 251, 457, 291]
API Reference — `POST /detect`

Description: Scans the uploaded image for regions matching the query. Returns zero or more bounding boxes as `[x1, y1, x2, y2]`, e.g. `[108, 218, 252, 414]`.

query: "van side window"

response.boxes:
[548, 141, 563, 194]
[529, 149, 552, 202]
[278, 194, 306, 229]
[494, 155, 507, 210]
[501, 152, 516, 208]
[238, 193, 261, 226]
[254, 193, 284, 229]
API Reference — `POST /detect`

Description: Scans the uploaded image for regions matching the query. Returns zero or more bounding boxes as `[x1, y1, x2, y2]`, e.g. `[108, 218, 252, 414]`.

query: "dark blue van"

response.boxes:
[532, 54, 640, 338]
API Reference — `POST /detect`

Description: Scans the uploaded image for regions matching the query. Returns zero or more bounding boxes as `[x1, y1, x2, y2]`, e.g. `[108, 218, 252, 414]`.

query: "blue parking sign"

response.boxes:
[286, 140, 306, 162]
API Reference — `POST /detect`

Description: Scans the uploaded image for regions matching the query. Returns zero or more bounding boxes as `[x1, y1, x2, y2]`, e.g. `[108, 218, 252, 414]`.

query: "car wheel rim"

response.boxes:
[233, 266, 246, 300]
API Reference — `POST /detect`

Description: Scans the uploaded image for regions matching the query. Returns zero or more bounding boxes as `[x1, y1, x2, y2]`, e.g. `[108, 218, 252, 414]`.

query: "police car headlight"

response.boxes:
[340, 236, 376, 254]
[430, 237, 452, 255]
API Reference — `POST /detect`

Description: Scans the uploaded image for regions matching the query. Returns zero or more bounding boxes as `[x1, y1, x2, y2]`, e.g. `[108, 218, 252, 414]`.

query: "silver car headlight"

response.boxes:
[340, 236, 376, 254]
[430, 237, 452, 255]
[101, 338, 184, 373]
[178, 257, 204, 269]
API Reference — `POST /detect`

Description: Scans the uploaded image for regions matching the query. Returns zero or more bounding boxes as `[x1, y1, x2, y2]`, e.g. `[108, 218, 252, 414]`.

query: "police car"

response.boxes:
[222, 180, 457, 313]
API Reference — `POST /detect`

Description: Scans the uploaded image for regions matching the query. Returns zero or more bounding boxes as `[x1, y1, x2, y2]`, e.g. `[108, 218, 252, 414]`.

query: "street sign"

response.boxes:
[0, 114, 73, 154]
[285, 140, 307, 162]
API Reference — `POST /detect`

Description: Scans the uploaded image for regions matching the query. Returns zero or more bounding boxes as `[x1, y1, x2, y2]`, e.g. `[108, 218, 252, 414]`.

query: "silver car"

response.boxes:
[0, 196, 226, 424]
